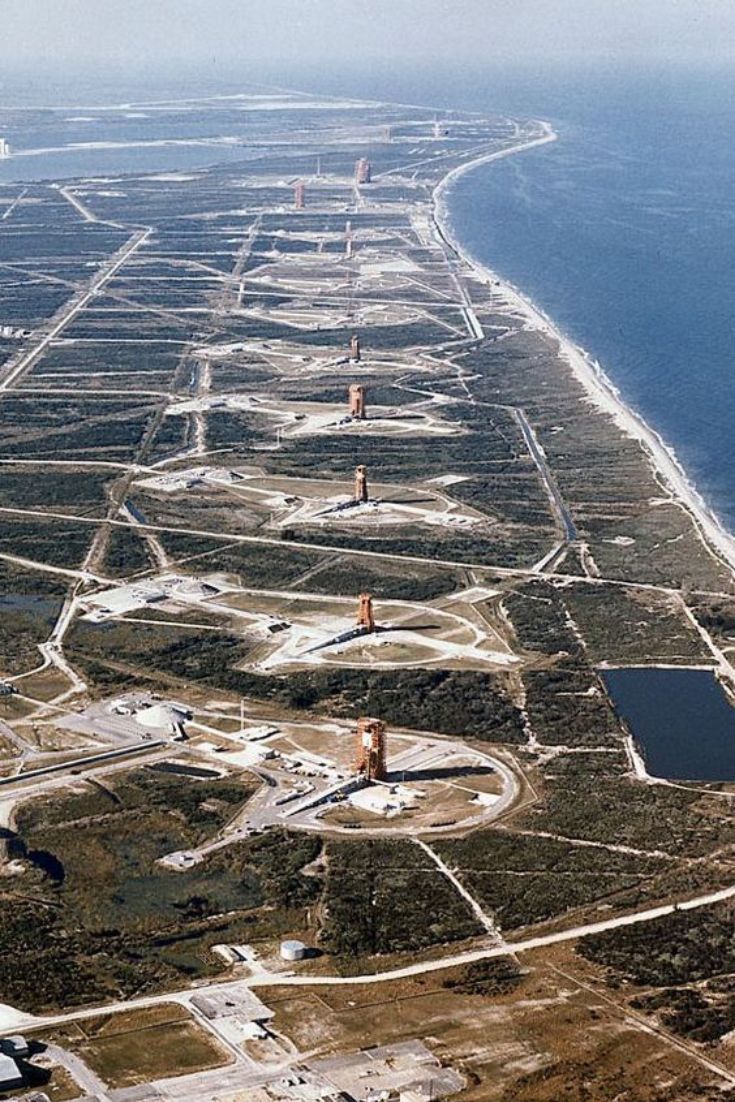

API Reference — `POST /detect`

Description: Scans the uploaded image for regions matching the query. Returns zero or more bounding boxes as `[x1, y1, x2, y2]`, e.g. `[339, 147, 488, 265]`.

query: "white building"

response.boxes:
[348, 783, 423, 818]
[0, 1052, 23, 1090]
[0, 139, 10, 158]
[135, 701, 191, 736]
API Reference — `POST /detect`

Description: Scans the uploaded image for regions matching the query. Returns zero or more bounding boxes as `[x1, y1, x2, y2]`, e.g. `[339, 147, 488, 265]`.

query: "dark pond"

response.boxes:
[0, 827, 65, 884]
[0, 594, 60, 616]
[149, 762, 221, 779]
[602, 666, 735, 782]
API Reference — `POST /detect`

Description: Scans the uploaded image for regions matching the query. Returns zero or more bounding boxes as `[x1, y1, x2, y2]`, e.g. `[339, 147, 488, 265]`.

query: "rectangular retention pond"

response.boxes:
[602, 666, 735, 782]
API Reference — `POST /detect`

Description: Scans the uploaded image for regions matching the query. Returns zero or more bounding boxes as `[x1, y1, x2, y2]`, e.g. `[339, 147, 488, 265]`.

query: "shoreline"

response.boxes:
[431, 122, 735, 581]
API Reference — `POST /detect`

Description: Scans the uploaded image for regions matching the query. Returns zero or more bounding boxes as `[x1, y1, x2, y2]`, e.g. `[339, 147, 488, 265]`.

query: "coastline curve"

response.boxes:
[431, 121, 735, 582]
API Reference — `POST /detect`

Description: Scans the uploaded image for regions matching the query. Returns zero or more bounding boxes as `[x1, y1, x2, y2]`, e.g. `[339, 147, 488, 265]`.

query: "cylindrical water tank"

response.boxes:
[280, 939, 307, 962]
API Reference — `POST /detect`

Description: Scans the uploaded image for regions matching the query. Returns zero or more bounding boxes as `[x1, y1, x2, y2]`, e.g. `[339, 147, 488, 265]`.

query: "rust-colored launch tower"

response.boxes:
[356, 717, 387, 781]
[349, 384, 366, 419]
[354, 464, 369, 503]
[294, 181, 306, 209]
[356, 592, 375, 631]
[355, 157, 372, 184]
[349, 334, 361, 362]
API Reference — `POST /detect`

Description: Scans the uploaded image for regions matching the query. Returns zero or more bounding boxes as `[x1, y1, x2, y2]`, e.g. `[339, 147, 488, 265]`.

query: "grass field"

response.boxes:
[35, 1004, 228, 1089]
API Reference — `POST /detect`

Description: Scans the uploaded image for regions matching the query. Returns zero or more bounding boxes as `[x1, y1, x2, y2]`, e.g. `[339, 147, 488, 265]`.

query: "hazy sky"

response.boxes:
[5, 0, 735, 71]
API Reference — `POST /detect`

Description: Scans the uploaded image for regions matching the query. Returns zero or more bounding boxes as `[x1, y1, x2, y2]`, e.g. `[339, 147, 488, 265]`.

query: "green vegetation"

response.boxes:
[0, 467, 112, 514]
[5, 100, 735, 1063]
[692, 595, 735, 648]
[0, 402, 156, 462]
[102, 527, 152, 578]
[524, 663, 622, 747]
[0, 773, 321, 1012]
[285, 526, 551, 572]
[631, 983, 735, 1045]
[581, 900, 735, 1044]
[320, 839, 482, 964]
[504, 581, 581, 656]
[291, 558, 462, 601]
[522, 772, 735, 856]
[0, 516, 92, 569]
[158, 531, 323, 586]
[436, 831, 659, 930]
[442, 956, 523, 997]
[580, 901, 735, 988]
[563, 583, 708, 664]
[0, 561, 67, 676]
[68, 621, 524, 740]
[256, 667, 524, 741]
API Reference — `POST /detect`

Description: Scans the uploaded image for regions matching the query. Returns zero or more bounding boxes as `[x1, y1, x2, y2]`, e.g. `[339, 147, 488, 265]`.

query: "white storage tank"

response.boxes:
[280, 939, 307, 962]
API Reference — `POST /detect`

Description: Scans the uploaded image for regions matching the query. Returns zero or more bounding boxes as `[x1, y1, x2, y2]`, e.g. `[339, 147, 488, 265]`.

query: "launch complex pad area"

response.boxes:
[0, 86, 732, 1102]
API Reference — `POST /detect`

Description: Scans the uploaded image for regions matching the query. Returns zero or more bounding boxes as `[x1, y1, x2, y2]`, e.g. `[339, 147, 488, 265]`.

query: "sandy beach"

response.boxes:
[432, 122, 735, 579]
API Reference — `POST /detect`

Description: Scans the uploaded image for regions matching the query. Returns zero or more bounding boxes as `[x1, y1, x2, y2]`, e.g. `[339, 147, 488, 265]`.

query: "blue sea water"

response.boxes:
[3, 62, 735, 532]
[296, 60, 735, 533]
[440, 64, 735, 533]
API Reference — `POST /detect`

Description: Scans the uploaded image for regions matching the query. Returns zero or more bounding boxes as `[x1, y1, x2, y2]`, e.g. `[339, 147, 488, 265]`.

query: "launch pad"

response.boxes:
[218, 589, 518, 673]
[77, 567, 517, 673]
[159, 710, 519, 849]
[159, 392, 461, 440]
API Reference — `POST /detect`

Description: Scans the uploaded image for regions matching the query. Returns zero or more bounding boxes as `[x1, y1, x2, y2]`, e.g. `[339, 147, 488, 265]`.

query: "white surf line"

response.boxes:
[432, 123, 735, 585]
[376, 133, 532, 182]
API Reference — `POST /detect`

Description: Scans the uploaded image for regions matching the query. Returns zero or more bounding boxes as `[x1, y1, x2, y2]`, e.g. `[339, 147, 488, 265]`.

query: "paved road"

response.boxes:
[44, 1043, 111, 1101]
[512, 406, 577, 543]
[415, 838, 500, 936]
[58, 186, 99, 223]
[0, 228, 150, 393]
[0, 500, 702, 598]
[245, 882, 735, 989]
[2, 879, 731, 1039]
[1, 114, 732, 1083]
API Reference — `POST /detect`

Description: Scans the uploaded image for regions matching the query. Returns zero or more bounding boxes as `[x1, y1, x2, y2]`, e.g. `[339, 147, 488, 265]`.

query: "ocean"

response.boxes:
[291, 59, 735, 535]
[440, 63, 735, 534]
[3, 62, 734, 532]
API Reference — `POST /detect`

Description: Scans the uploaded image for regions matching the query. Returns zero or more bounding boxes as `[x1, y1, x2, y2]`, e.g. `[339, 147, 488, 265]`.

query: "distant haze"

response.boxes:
[5, 0, 735, 74]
